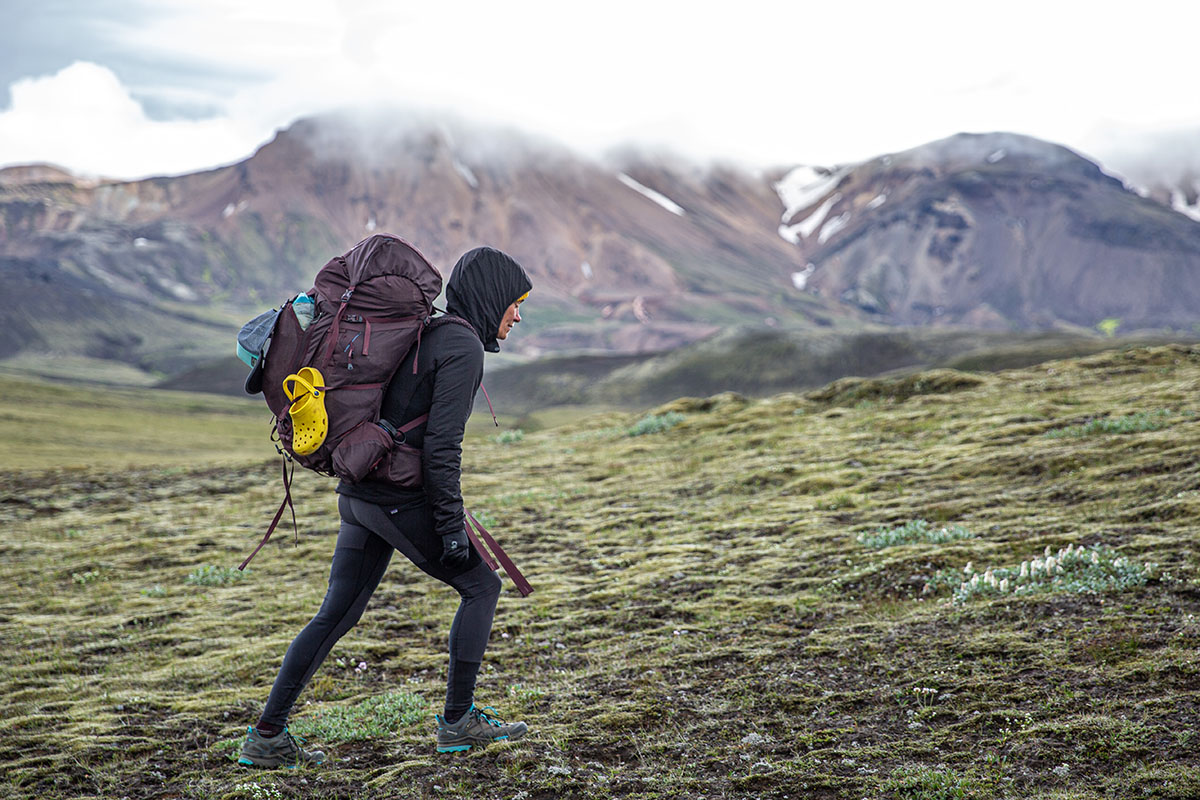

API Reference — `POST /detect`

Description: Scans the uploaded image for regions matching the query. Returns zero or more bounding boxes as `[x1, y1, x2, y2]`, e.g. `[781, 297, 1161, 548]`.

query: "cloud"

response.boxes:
[1084, 124, 1200, 188]
[0, 61, 264, 178]
[2, 2, 1200, 179]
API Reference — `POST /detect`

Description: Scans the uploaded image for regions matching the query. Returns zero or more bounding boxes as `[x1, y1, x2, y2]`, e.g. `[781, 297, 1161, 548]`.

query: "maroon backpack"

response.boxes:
[264, 234, 441, 470]
[240, 234, 442, 568]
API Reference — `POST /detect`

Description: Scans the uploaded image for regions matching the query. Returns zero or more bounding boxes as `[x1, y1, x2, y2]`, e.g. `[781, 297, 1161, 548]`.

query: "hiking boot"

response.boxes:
[436, 705, 528, 753]
[237, 725, 325, 768]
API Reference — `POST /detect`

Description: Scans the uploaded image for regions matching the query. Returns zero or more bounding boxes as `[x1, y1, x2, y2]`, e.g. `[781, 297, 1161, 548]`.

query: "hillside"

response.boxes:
[0, 114, 836, 379]
[2, 345, 1198, 799]
[787, 133, 1200, 330]
[158, 323, 1193, 416]
[480, 327, 1192, 413]
[3, 119, 1200, 387]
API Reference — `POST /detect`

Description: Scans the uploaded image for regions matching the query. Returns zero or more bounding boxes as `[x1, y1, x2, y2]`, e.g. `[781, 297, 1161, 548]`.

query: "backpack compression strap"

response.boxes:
[239, 455, 297, 571]
[464, 509, 533, 597]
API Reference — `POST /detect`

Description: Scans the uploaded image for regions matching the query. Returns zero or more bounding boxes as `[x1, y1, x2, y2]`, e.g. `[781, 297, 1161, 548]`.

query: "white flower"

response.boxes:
[964, 561, 974, 575]
[1020, 561, 1030, 579]
[1045, 545, 1053, 559]
[999, 578, 1010, 592]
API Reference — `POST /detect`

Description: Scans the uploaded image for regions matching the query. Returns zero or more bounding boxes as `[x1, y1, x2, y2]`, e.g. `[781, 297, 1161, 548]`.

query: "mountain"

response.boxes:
[0, 113, 843, 380]
[779, 133, 1200, 332]
[2, 119, 1199, 386]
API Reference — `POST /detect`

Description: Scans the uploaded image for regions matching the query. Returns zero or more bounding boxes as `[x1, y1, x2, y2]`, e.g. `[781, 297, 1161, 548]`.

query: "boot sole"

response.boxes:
[237, 756, 323, 768]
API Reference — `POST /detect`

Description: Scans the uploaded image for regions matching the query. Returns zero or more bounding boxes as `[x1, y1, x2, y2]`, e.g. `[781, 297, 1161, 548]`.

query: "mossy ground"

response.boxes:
[2, 345, 1199, 799]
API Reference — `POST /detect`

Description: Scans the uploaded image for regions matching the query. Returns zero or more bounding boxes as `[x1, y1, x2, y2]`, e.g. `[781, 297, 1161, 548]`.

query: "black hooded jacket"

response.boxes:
[336, 247, 532, 540]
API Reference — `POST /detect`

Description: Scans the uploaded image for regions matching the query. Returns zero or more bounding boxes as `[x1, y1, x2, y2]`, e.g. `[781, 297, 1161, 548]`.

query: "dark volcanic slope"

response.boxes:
[782, 133, 1200, 331]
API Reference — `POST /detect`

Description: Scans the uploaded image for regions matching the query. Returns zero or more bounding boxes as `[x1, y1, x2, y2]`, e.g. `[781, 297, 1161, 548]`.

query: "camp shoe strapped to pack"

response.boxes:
[435, 705, 528, 753]
[237, 726, 325, 768]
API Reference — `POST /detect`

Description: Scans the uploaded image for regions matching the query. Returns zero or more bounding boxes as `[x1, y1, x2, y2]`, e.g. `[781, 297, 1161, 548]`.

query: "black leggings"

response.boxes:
[258, 494, 502, 726]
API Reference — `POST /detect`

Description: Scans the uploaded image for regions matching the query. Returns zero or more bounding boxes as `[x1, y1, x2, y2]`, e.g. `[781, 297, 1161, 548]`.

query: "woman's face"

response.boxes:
[497, 296, 525, 340]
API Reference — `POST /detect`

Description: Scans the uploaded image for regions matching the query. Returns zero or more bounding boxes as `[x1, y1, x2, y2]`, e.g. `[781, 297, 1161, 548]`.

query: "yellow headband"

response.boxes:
[516, 291, 529, 303]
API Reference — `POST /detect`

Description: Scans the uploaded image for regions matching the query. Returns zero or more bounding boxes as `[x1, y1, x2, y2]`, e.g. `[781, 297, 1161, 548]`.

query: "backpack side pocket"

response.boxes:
[365, 442, 424, 488]
[331, 421, 393, 483]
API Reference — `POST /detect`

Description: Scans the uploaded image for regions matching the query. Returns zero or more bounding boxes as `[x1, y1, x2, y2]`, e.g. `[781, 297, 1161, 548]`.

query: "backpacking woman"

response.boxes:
[238, 246, 533, 767]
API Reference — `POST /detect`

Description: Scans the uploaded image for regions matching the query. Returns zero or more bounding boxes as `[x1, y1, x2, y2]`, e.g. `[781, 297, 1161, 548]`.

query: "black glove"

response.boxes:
[440, 530, 470, 569]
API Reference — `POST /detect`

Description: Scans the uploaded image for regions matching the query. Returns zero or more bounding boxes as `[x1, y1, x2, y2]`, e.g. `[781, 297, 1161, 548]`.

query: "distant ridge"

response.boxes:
[1, 117, 1198, 384]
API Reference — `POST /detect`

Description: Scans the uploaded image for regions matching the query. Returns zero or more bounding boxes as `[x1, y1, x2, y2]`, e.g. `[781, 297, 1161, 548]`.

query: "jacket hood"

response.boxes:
[445, 247, 532, 352]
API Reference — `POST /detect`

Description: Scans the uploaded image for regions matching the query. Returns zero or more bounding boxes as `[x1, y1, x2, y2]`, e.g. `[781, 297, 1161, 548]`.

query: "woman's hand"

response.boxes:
[440, 530, 470, 568]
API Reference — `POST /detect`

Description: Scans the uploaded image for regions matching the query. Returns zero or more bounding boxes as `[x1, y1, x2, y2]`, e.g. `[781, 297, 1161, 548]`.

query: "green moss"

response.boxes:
[1, 344, 1199, 798]
[290, 691, 427, 742]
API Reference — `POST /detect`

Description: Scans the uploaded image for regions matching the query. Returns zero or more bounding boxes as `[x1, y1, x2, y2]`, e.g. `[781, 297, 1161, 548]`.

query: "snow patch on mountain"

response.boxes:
[791, 263, 815, 290]
[1170, 183, 1200, 221]
[774, 165, 845, 222]
[454, 159, 479, 189]
[866, 193, 887, 210]
[222, 200, 248, 218]
[617, 173, 685, 216]
[777, 224, 801, 245]
[818, 212, 852, 244]
[778, 193, 843, 244]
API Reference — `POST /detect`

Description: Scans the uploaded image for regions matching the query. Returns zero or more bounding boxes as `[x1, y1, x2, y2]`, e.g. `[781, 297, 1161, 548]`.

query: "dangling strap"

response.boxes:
[464, 509, 533, 596]
[463, 519, 498, 571]
[239, 455, 297, 571]
[479, 383, 498, 426]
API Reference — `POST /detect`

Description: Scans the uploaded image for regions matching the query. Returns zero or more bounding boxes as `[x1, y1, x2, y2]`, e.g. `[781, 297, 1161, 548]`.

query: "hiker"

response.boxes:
[238, 246, 533, 767]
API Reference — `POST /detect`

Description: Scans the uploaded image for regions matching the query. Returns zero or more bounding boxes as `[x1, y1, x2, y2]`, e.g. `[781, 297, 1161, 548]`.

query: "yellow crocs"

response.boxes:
[284, 367, 327, 455]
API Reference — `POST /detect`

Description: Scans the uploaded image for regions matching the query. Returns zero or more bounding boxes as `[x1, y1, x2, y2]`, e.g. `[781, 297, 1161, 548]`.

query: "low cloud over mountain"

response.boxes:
[1, 116, 1198, 383]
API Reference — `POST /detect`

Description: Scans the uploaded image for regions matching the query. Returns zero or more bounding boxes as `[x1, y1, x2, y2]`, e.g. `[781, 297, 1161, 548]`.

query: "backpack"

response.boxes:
[262, 234, 443, 470]
[238, 234, 443, 568]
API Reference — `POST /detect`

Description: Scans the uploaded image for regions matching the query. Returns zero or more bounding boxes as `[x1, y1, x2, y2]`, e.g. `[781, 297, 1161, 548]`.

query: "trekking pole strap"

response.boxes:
[462, 519, 499, 571]
[464, 509, 534, 597]
[239, 457, 298, 571]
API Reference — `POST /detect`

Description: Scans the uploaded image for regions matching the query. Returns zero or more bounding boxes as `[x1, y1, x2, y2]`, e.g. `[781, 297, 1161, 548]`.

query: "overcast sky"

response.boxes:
[1, 0, 1197, 180]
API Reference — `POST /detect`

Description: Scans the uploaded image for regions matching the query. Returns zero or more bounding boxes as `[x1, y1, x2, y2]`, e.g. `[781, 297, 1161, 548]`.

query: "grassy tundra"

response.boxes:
[1, 345, 1198, 799]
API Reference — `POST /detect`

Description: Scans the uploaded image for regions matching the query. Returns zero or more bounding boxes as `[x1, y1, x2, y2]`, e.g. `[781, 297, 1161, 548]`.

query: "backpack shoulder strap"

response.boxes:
[428, 312, 479, 338]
